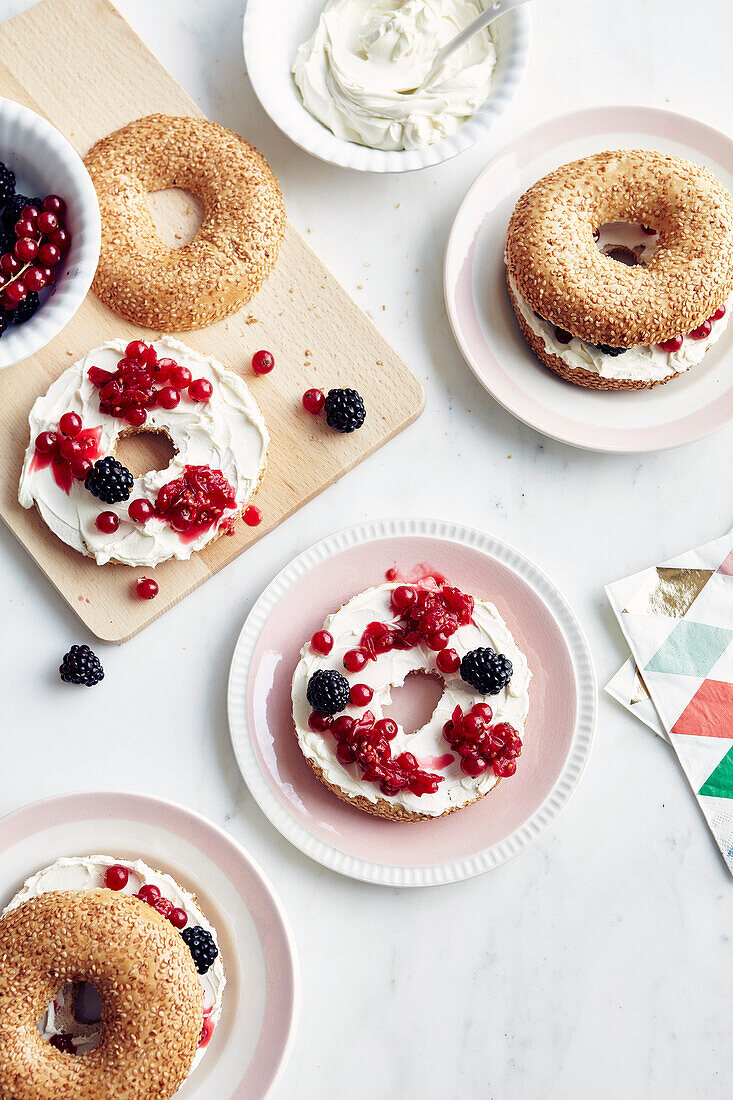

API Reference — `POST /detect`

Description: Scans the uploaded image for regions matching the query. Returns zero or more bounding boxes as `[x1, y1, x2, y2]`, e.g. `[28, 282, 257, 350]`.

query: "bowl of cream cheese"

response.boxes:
[243, 0, 530, 172]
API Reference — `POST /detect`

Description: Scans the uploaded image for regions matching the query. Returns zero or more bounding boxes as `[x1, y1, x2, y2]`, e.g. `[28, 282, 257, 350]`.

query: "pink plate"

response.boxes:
[445, 106, 733, 453]
[0, 791, 299, 1099]
[228, 519, 596, 886]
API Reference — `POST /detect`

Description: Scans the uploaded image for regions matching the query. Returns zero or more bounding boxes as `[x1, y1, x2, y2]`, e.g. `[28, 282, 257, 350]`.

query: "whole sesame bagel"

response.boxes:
[0, 889, 203, 1100]
[84, 114, 286, 331]
[506, 149, 733, 349]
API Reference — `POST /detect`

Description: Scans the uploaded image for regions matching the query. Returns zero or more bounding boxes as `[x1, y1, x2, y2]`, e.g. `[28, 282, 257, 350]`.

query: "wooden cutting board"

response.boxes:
[0, 0, 424, 643]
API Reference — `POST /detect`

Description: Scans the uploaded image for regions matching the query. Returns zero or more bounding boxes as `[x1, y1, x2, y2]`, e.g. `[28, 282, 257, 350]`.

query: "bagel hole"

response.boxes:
[594, 221, 659, 267]
[383, 670, 444, 734]
[40, 982, 103, 1055]
[115, 430, 176, 478]
[146, 188, 204, 248]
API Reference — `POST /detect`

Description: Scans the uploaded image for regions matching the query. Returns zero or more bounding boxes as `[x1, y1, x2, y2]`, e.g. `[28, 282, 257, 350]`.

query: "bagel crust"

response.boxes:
[506, 280, 677, 391]
[300, 742, 499, 822]
[0, 890, 203, 1100]
[85, 115, 286, 331]
[506, 149, 733, 348]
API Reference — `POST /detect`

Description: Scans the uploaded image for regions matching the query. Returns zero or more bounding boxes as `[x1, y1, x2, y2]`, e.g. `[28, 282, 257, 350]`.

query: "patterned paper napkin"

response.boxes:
[605, 528, 733, 876]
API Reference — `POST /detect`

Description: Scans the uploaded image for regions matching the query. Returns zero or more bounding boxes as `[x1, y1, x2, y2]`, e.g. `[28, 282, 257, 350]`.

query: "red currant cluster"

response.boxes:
[0, 195, 69, 315]
[104, 864, 188, 929]
[87, 341, 213, 428]
[154, 464, 237, 535]
[336, 583, 475, 677]
[657, 305, 726, 352]
[309, 708, 444, 798]
[32, 412, 102, 492]
[443, 703, 522, 778]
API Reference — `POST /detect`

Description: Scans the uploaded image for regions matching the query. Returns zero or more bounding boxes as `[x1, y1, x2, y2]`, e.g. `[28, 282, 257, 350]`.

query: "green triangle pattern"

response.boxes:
[698, 746, 733, 799]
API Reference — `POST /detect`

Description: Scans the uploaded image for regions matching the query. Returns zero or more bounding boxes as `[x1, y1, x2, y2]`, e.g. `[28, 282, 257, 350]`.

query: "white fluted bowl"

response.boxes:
[0, 99, 100, 371]
[243, 0, 531, 173]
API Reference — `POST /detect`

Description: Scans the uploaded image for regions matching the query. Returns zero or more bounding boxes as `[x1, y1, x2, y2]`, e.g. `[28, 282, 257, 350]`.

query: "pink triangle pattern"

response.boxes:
[671, 679, 733, 738]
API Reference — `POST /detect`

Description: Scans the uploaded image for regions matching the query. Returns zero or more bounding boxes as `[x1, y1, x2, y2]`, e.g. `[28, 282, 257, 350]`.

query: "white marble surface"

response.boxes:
[1, 1, 732, 1097]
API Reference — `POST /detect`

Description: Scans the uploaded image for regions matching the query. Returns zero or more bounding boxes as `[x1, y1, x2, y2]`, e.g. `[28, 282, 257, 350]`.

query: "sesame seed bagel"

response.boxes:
[0, 890, 203, 1100]
[506, 149, 733, 348]
[84, 115, 286, 331]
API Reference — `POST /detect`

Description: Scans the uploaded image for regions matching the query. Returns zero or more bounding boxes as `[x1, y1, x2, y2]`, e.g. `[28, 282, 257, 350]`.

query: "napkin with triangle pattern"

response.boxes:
[605, 527, 733, 876]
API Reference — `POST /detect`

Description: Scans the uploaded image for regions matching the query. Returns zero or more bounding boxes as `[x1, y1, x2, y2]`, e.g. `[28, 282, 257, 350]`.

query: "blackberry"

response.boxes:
[10, 292, 39, 325]
[181, 926, 219, 975]
[306, 668, 350, 714]
[0, 312, 9, 339]
[594, 344, 626, 357]
[1, 193, 32, 231]
[0, 163, 15, 208]
[0, 226, 13, 255]
[85, 456, 134, 504]
[324, 388, 366, 433]
[59, 644, 104, 687]
[460, 647, 513, 696]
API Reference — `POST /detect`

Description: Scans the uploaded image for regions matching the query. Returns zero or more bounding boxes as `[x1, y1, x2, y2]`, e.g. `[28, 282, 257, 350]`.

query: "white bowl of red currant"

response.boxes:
[0, 98, 101, 371]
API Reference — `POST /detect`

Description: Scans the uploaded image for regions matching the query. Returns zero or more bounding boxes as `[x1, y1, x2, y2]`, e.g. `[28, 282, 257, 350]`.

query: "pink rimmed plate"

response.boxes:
[228, 519, 596, 886]
[0, 792, 299, 1099]
[445, 106, 733, 453]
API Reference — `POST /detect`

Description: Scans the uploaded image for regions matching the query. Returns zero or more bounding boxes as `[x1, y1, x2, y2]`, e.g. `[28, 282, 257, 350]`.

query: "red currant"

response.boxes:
[460, 755, 486, 777]
[157, 386, 180, 410]
[125, 407, 147, 427]
[38, 242, 61, 266]
[104, 864, 129, 891]
[37, 264, 55, 285]
[243, 505, 262, 526]
[169, 364, 192, 390]
[0, 252, 19, 275]
[374, 718, 398, 740]
[59, 411, 82, 437]
[332, 715, 356, 739]
[392, 585, 416, 610]
[22, 265, 46, 292]
[49, 228, 70, 253]
[14, 219, 35, 238]
[43, 195, 66, 216]
[308, 712, 332, 732]
[689, 320, 712, 340]
[169, 907, 188, 929]
[311, 630, 333, 655]
[125, 340, 147, 361]
[658, 336, 683, 353]
[189, 377, 213, 402]
[343, 648, 368, 673]
[20, 205, 39, 222]
[302, 388, 325, 414]
[136, 577, 158, 600]
[712, 305, 727, 321]
[151, 357, 175, 383]
[37, 211, 58, 234]
[4, 280, 26, 303]
[350, 683, 373, 706]
[252, 349, 274, 375]
[14, 237, 37, 262]
[128, 498, 154, 523]
[70, 457, 92, 481]
[95, 511, 119, 534]
[436, 648, 460, 674]
[59, 436, 83, 462]
[471, 702, 494, 723]
[35, 430, 57, 454]
[137, 883, 160, 905]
